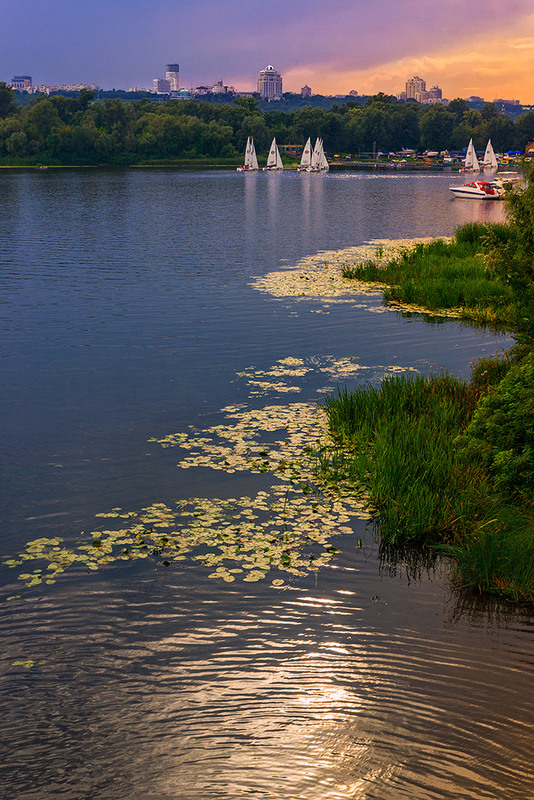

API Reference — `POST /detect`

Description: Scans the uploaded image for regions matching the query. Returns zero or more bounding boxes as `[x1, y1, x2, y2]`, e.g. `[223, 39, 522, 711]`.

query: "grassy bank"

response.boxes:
[315, 219, 534, 603]
[342, 222, 517, 329]
[316, 358, 534, 602]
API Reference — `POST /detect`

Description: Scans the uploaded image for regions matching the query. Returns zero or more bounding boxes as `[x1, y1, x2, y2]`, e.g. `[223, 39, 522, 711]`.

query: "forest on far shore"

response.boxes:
[1, 83, 534, 166]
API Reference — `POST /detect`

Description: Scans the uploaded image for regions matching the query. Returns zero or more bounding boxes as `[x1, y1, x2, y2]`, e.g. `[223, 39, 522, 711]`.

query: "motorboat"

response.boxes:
[449, 180, 503, 200]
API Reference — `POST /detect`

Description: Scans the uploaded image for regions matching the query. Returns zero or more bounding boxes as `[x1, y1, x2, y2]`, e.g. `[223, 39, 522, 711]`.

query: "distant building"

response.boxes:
[153, 77, 171, 93]
[257, 65, 282, 99]
[31, 83, 99, 95]
[399, 78, 447, 105]
[11, 75, 32, 90]
[165, 64, 180, 91]
[348, 89, 359, 97]
[405, 76, 426, 99]
[301, 84, 312, 97]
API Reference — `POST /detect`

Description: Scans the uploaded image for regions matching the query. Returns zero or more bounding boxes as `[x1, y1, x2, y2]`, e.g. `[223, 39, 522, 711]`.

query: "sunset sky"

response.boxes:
[3, 0, 534, 102]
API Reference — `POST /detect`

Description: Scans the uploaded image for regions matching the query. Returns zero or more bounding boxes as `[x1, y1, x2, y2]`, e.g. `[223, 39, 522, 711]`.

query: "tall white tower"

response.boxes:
[257, 65, 283, 99]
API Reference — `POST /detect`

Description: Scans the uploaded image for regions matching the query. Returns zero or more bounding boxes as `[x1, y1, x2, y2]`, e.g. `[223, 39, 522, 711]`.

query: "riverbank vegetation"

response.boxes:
[316, 171, 534, 603]
[1, 82, 534, 166]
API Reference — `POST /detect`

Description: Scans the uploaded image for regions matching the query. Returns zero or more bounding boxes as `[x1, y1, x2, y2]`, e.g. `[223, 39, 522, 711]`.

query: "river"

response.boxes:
[1, 168, 533, 800]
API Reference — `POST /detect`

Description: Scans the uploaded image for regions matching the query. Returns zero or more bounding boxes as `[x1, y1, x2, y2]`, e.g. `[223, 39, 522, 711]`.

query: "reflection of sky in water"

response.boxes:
[0, 170, 529, 800]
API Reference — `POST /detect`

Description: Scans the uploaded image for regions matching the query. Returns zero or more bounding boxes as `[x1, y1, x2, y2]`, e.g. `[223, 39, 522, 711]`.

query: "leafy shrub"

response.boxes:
[456, 352, 534, 499]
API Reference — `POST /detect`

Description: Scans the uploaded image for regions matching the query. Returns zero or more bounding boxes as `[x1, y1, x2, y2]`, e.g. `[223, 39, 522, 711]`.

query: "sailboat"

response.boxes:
[237, 137, 259, 171]
[308, 138, 329, 172]
[263, 137, 283, 171]
[459, 138, 480, 173]
[481, 139, 498, 171]
[297, 137, 312, 172]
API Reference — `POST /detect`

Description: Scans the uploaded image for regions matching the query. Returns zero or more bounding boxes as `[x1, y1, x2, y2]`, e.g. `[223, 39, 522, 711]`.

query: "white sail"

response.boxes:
[299, 137, 312, 169]
[265, 137, 283, 170]
[309, 138, 329, 171]
[249, 138, 258, 170]
[275, 143, 283, 170]
[319, 140, 329, 171]
[238, 137, 258, 171]
[310, 138, 322, 170]
[463, 138, 480, 172]
[482, 139, 498, 170]
[244, 137, 251, 167]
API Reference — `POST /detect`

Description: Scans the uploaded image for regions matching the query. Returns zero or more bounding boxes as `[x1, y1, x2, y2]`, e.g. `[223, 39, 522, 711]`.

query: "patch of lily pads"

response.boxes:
[250, 237, 450, 317]
[4, 353, 419, 596]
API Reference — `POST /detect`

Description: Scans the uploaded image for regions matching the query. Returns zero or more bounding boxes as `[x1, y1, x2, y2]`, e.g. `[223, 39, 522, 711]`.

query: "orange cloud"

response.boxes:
[284, 19, 534, 103]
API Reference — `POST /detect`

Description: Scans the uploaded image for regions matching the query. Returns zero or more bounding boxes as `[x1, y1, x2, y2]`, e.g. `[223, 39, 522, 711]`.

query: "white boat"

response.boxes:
[449, 180, 502, 200]
[237, 137, 258, 171]
[297, 137, 312, 171]
[492, 171, 521, 189]
[459, 138, 480, 173]
[481, 139, 498, 170]
[307, 138, 329, 172]
[263, 137, 283, 171]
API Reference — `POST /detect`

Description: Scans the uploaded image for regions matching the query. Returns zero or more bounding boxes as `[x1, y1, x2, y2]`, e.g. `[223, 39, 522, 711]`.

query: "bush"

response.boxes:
[456, 352, 534, 500]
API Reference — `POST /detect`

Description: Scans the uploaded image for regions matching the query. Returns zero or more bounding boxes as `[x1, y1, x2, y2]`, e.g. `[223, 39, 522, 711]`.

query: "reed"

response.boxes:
[342, 224, 517, 325]
[319, 374, 488, 543]
[317, 366, 534, 602]
[449, 508, 534, 601]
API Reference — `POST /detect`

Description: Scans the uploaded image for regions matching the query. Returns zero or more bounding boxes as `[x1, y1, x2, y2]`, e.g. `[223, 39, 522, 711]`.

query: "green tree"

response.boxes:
[0, 82, 17, 119]
[419, 105, 454, 151]
[487, 162, 534, 340]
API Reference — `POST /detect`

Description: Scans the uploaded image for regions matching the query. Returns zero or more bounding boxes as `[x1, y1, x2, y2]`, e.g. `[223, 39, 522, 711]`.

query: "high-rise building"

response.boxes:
[301, 84, 312, 97]
[257, 65, 282, 99]
[153, 77, 171, 93]
[11, 75, 32, 90]
[165, 64, 180, 91]
[405, 76, 426, 99]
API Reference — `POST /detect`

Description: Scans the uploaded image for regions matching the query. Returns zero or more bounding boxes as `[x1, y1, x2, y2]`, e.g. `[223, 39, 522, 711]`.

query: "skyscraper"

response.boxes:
[405, 76, 426, 99]
[165, 64, 180, 92]
[257, 65, 282, 99]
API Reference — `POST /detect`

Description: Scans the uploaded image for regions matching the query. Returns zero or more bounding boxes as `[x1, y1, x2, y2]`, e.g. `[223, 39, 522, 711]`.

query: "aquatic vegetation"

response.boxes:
[317, 373, 486, 543]
[341, 227, 517, 327]
[250, 238, 441, 313]
[7, 355, 406, 596]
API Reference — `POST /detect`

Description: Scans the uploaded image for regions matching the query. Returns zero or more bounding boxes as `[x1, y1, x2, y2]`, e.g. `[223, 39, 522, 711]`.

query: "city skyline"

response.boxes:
[3, 0, 534, 102]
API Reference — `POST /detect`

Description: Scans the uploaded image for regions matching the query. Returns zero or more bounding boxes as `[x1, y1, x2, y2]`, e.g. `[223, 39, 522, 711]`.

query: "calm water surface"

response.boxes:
[1, 169, 533, 800]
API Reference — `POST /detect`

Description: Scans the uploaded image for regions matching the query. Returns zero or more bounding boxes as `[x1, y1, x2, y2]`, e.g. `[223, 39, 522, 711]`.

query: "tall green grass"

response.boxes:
[318, 374, 488, 542]
[342, 223, 516, 327]
[317, 367, 534, 602]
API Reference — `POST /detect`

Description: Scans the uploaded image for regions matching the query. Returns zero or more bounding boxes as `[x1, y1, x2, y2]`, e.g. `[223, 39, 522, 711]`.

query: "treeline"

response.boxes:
[1, 82, 534, 165]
